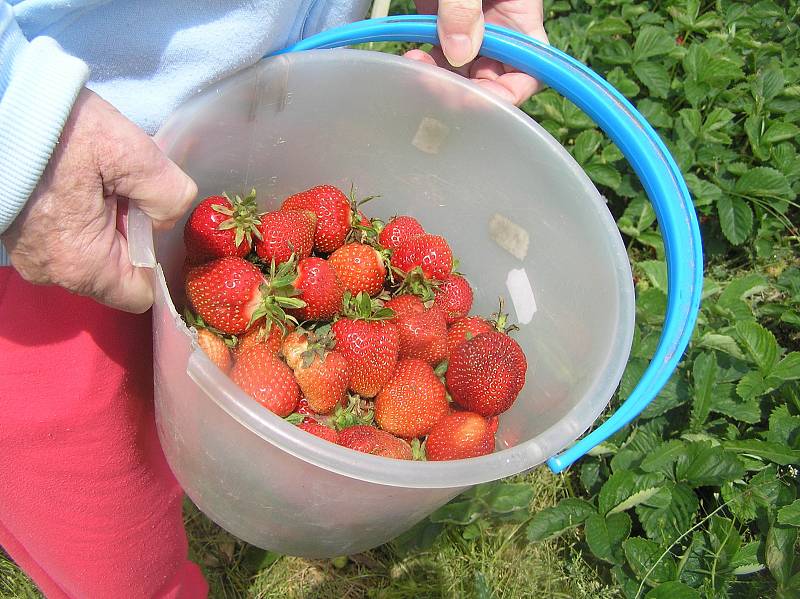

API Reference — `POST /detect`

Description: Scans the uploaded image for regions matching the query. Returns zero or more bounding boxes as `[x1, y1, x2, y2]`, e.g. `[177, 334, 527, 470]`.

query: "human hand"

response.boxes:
[1, 89, 197, 314]
[407, 1, 547, 105]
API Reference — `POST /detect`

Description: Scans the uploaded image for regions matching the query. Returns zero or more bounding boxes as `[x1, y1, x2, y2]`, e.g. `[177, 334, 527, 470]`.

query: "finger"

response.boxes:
[472, 79, 517, 104]
[403, 48, 438, 66]
[471, 56, 505, 81]
[494, 71, 542, 105]
[437, 0, 484, 68]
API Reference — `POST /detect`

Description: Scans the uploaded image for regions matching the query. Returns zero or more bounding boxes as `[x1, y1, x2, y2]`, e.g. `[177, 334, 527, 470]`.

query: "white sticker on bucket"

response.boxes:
[506, 268, 537, 325]
[489, 212, 529, 261]
[412, 117, 449, 154]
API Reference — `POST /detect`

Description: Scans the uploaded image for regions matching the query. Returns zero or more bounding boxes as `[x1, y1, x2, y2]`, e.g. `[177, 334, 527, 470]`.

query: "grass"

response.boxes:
[0, 471, 620, 598]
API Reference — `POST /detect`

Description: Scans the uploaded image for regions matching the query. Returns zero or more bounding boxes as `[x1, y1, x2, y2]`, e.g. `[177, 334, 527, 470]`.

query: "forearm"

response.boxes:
[0, 2, 89, 236]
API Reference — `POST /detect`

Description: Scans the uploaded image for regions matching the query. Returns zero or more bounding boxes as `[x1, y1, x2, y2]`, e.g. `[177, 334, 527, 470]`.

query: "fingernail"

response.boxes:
[443, 33, 475, 68]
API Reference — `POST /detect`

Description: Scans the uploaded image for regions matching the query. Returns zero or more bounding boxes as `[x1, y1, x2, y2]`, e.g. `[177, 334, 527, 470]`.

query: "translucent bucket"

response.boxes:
[127, 17, 702, 558]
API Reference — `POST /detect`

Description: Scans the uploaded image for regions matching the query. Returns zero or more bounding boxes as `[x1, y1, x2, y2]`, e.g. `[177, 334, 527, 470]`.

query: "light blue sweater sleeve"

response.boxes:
[0, 1, 89, 235]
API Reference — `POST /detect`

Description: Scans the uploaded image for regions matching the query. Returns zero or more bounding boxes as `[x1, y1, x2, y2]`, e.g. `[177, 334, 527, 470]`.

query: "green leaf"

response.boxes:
[735, 321, 779, 374]
[768, 406, 800, 448]
[722, 439, 800, 466]
[690, 352, 717, 428]
[731, 541, 765, 575]
[684, 174, 722, 207]
[736, 371, 768, 401]
[618, 197, 656, 237]
[633, 26, 675, 60]
[734, 167, 793, 200]
[778, 500, 800, 527]
[722, 465, 783, 523]
[598, 471, 665, 515]
[585, 512, 631, 565]
[678, 108, 702, 139]
[707, 515, 741, 571]
[640, 440, 686, 474]
[484, 483, 533, 514]
[718, 274, 769, 308]
[637, 99, 673, 128]
[644, 581, 700, 599]
[675, 443, 745, 487]
[710, 388, 761, 424]
[587, 16, 631, 37]
[573, 129, 603, 164]
[771, 353, 800, 382]
[636, 483, 699, 544]
[429, 499, 483, 525]
[697, 334, 747, 360]
[762, 122, 800, 145]
[606, 67, 640, 98]
[526, 498, 596, 542]
[584, 163, 622, 189]
[623, 537, 676, 586]
[391, 519, 443, 555]
[766, 524, 797, 586]
[638, 261, 668, 292]
[716, 195, 753, 245]
[633, 61, 671, 99]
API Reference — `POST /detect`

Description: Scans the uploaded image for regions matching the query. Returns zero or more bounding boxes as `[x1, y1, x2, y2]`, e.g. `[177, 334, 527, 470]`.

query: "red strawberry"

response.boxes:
[385, 295, 447, 366]
[231, 344, 300, 416]
[390, 234, 452, 280]
[235, 321, 288, 356]
[375, 359, 449, 438]
[447, 316, 493, 359]
[425, 412, 495, 461]
[433, 274, 473, 324]
[331, 293, 399, 398]
[446, 331, 527, 416]
[281, 330, 351, 414]
[184, 191, 262, 259]
[296, 398, 316, 422]
[378, 216, 425, 251]
[255, 209, 316, 265]
[196, 328, 233, 373]
[292, 257, 344, 322]
[282, 185, 351, 253]
[298, 421, 340, 443]
[337, 426, 412, 460]
[185, 257, 305, 335]
[328, 243, 387, 297]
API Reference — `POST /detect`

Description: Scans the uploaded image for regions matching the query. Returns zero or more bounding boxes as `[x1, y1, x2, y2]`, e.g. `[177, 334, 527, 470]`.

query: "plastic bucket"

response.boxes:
[127, 16, 702, 558]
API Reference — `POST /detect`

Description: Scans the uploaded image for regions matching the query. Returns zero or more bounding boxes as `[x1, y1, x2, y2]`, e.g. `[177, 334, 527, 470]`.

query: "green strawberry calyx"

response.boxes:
[488, 297, 519, 335]
[331, 394, 375, 431]
[410, 438, 427, 461]
[248, 255, 306, 332]
[183, 307, 237, 347]
[340, 291, 394, 322]
[393, 265, 440, 306]
[294, 325, 338, 370]
[213, 189, 264, 249]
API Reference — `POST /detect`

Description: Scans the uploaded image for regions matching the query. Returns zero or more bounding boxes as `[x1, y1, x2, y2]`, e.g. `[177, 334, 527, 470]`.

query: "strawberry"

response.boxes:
[255, 209, 316, 265]
[390, 234, 452, 280]
[385, 295, 447, 366]
[235, 321, 288, 356]
[298, 421, 339, 443]
[425, 412, 495, 461]
[185, 256, 305, 335]
[446, 316, 493, 359]
[331, 293, 399, 398]
[184, 190, 262, 259]
[281, 329, 351, 414]
[337, 426, 412, 460]
[378, 215, 425, 251]
[446, 331, 527, 416]
[281, 185, 351, 253]
[292, 257, 344, 322]
[196, 328, 233, 373]
[328, 243, 388, 297]
[231, 344, 300, 416]
[375, 359, 449, 438]
[296, 398, 316, 422]
[433, 274, 473, 324]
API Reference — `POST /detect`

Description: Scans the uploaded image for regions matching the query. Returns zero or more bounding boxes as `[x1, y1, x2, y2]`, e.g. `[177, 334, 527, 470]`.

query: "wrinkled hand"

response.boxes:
[408, 1, 547, 105]
[1, 89, 197, 313]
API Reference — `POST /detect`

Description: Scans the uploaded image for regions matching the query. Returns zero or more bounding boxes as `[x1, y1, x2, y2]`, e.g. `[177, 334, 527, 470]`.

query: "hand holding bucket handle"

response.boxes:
[127, 14, 703, 474]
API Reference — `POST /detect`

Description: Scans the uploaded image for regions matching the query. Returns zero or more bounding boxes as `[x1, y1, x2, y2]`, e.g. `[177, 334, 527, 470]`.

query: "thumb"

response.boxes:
[437, 0, 484, 68]
[94, 98, 197, 228]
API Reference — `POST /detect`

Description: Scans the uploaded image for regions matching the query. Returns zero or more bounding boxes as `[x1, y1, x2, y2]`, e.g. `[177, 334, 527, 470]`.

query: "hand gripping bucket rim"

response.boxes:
[127, 15, 703, 487]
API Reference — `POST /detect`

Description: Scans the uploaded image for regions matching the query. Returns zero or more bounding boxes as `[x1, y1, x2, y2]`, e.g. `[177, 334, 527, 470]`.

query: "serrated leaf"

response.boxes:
[585, 512, 631, 564]
[429, 499, 483, 525]
[623, 537, 676, 586]
[634, 26, 675, 60]
[684, 174, 722, 207]
[636, 483, 699, 544]
[644, 581, 700, 599]
[707, 515, 741, 571]
[734, 166, 793, 200]
[766, 524, 797, 586]
[690, 352, 717, 428]
[587, 16, 631, 37]
[718, 274, 769, 308]
[573, 129, 603, 164]
[762, 122, 800, 145]
[526, 498, 596, 542]
[675, 442, 745, 487]
[709, 388, 761, 424]
[736, 371, 767, 401]
[633, 61, 671, 99]
[778, 499, 800, 527]
[637, 99, 673, 128]
[735, 321, 779, 374]
[598, 471, 665, 515]
[722, 465, 783, 523]
[716, 195, 753, 245]
[678, 108, 702, 138]
[617, 196, 656, 237]
[606, 67, 640, 98]
[640, 440, 686, 474]
[768, 406, 800, 447]
[484, 483, 533, 514]
[731, 540, 764, 575]
[610, 487, 663, 514]
[723, 439, 800, 466]
[697, 334, 746, 360]
[638, 261, 668, 292]
[771, 352, 800, 382]
[584, 163, 622, 189]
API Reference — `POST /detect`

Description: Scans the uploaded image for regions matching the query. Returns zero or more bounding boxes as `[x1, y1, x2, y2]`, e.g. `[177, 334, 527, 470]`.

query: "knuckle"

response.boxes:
[444, 0, 482, 23]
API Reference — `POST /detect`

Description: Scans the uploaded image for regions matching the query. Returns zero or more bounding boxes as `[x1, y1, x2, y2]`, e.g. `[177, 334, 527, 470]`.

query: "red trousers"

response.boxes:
[0, 268, 208, 598]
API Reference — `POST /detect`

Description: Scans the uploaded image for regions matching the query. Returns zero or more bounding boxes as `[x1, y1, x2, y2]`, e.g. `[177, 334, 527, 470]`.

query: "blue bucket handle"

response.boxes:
[275, 15, 703, 474]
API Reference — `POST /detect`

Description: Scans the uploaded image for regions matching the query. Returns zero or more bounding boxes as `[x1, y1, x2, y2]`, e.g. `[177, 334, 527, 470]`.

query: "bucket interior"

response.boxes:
[153, 49, 635, 486]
